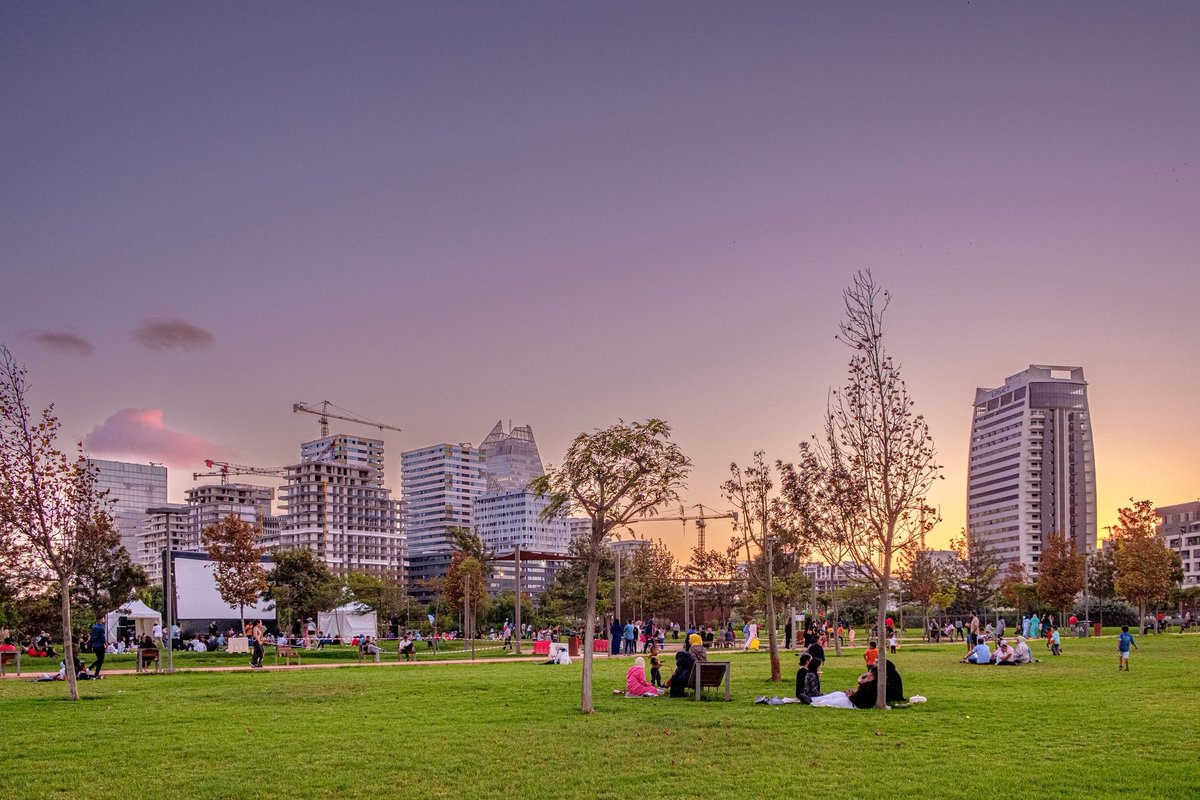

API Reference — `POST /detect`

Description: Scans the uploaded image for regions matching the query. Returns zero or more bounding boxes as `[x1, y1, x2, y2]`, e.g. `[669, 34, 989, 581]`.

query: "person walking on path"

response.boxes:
[1118, 625, 1138, 671]
[250, 620, 265, 668]
[88, 620, 107, 678]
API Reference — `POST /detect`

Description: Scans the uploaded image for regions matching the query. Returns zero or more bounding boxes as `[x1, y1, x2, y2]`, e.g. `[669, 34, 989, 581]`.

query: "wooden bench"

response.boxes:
[692, 661, 731, 701]
[358, 647, 381, 663]
[0, 651, 20, 676]
[275, 644, 301, 666]
[136, 648, 160, 673]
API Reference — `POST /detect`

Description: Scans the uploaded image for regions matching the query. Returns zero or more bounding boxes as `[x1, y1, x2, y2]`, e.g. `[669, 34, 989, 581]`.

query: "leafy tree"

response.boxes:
[998, 561, 1038, 613]
[72, 514, 149, 621]
[806, 273, 941, 707]
[202, 514, 267, 628]
[540, 535, 615, 622]
[685, 545, 742, 625]
[483, 589, 533, 629]
[532, 418, 691, 714]
[1086, 546, 1117, 625]
[0, 344, 109, 701]
[1112, 500, 1177, 627]
[900, 547, 939, 640]
[267, 547, 341, 628]
[625, 537, 681, 622]
[951, 529, 999, 614]
[444, 551, 488, 622]
[1036, 532, 1085, 623]
[344, 571, 410, 630]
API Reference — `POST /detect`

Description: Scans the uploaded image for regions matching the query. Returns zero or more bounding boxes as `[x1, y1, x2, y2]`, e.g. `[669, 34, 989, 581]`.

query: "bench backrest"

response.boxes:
[695, 661, 729, 687]
[0, 651, 15, 663]
[140, 648, 160, 659]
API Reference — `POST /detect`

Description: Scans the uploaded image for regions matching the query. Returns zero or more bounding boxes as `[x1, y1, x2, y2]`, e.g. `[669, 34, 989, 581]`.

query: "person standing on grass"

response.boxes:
[88, 619, 106, 678]
[1050, 626, 1062, 656]
[623, 620, 636, 655]
[250, 620, 264, 669]
[1118, 626, 1138, 671]
[610, 619, 622, 656]
[968, 612, 980, 650]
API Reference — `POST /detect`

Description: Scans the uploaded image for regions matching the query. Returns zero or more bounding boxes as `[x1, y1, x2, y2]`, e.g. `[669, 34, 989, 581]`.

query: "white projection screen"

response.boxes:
[170, 552, 276, 621]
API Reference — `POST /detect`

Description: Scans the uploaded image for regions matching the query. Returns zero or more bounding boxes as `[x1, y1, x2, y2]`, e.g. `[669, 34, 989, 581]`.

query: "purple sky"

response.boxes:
[3, 3, 1198, 555]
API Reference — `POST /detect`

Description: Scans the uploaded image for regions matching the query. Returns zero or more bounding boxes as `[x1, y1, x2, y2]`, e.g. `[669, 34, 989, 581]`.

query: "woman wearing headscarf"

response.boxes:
[625, 656, 659, 697]
[668, 642, 696, 697]
[688, 632, 709, 665]
[610, 618, 623, 657]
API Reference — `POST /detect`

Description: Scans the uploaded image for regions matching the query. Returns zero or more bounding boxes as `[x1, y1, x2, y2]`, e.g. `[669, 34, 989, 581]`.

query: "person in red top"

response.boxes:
[863, 640, 879, 667]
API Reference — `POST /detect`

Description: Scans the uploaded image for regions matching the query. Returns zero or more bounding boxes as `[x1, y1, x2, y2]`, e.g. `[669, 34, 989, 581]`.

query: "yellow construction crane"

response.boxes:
[192, 459, 287, 486]
[292, 400, 403, 438]
[625, 504, 737, 551]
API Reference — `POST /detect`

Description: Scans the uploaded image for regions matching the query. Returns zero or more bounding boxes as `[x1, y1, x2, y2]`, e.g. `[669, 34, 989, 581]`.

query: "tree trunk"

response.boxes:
[876, 572, 890, 709]
[60, 577, 78, 701]
[580, 556, 600, 714]
[766, 585, 781, 683]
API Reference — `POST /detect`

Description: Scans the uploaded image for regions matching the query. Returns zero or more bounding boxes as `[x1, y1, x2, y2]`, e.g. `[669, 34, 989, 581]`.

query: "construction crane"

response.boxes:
[624, 504, 737, 551]
[192, 459, 288, 486]
[292, 400, 403, 438]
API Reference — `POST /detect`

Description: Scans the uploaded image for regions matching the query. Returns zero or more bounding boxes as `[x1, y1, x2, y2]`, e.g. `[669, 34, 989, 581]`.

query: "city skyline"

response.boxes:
[3, 5, 1198, 559]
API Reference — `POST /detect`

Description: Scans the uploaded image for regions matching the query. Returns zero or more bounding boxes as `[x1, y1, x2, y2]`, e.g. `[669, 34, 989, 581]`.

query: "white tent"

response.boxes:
[318, 604, 378, 641]
[105, 599, 163, 643]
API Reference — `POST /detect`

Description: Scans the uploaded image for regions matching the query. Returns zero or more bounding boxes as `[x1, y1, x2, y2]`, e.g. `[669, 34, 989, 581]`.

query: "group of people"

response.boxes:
[963, 636, 1037, 665]
[623, 633, 712, 697]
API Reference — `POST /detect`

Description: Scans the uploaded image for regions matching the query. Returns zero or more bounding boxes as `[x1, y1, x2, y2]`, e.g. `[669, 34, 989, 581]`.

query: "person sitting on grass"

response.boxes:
[668, 646, 696, 698]
[964, 640, 991, 664]
[625, 656, 659, 697]
[807, 667, 877, 709]
[796, 653, 822, 703]
[994, 639, 1017, 665]
[1014, 636, 1033, 664]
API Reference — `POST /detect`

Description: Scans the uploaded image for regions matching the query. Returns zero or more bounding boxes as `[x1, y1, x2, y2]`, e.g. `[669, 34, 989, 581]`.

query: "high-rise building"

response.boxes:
[88, 459, 167, 558]
[967, 365, 1097, 575]
[402, 443, 486, 600]
[1156, 501, 1200, 588]
[479, 421, 543, 492]
[140, 504, 190, 579]
[184, 483, 276, 551]
[278, 434, 402, 577]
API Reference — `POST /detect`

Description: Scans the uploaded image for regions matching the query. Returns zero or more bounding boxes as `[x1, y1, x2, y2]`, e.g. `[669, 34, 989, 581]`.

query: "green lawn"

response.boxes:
[2, 634, 1197, 799]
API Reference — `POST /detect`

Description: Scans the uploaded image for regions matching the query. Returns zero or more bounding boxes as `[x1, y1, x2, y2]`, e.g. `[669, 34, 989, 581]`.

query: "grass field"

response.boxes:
[2, 634, 1197, 799]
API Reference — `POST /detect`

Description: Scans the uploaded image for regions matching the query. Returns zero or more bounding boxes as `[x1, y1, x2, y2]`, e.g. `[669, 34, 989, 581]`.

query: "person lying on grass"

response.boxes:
[806, 661, 905, 708]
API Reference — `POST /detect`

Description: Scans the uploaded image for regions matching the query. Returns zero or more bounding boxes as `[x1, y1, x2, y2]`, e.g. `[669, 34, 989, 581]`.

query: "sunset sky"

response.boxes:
[3, 3, 1198, 558]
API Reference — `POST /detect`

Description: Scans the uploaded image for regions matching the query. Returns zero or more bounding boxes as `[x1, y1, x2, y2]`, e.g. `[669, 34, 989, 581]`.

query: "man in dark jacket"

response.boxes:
[88, 620, 107, 678]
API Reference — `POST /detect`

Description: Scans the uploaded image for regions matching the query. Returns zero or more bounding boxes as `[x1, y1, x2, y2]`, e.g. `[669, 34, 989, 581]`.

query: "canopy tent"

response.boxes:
[105, 599, 163, 643]
[318, 605, 378, 641]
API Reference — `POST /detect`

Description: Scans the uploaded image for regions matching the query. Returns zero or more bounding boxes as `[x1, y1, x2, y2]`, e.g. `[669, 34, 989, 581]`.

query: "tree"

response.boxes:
[1036, 532, 1085, 623]
[722, 452, 800, 682]
[685, 545, 741, 625]
[1112, 500, 1176, 627]
[0, 345, 114, 701]
[1087, 546, 1117, 625]
[532, 419, 690, 714]
[345, 571, 411, 630]
[998, 561, 1038, 614]
[807, 273, 941, 707]
[900, 547, 939, 640]
[540, 535, 615, 622]
[72, 514, 149, 621]
[626, 538, 682, 622]
[202, 514, 267, 628]
[444, 551, 488, 635]
[267, 548, 341, 629]
[951, 529, 999, 614]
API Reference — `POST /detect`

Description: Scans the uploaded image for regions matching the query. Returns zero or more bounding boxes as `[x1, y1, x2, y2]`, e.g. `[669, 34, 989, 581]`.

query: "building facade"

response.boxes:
[88, 459, 168, 558]
[184, 483, 276, 551]
[139, 503, 190, 579]
[967, 365, 1098, 575]
[278, 434, 402, 577]
[1156, 501, 1200, 588]
[401, 443, 486, 599]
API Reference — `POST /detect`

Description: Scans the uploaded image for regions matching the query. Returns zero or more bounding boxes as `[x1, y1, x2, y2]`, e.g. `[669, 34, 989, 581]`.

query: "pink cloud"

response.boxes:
[132, 319, 215, 351]
[84, 409, 226, 466]
[27, 329, 95, 355]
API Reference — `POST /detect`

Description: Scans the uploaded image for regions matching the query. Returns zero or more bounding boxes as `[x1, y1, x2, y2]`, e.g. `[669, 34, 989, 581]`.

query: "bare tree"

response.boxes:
[0, 345, 110, 701]
[722, 452, 792, 682]
[814, 272, 941, 708]
[532, 419, 690, 713]
[202, 514, 267, 629]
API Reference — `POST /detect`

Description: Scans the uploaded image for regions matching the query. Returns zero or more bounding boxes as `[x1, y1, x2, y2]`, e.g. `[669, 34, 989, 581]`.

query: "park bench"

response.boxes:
[136, 647, 161, 673]
[358, 646, 381, 663]
[275, 644, 301, 666]
[691, 661, 731, 702]
[0, 651, 21, 676]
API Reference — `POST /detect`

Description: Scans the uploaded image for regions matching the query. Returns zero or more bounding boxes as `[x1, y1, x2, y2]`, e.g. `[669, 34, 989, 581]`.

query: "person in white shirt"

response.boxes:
[994, 639, 1017, 665]
[152, 622, 163, 646]
[1014, 636, 1033, 664]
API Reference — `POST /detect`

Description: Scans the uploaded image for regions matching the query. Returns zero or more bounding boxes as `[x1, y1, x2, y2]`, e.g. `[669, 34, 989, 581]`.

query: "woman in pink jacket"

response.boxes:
[625, 656, 660, 697]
